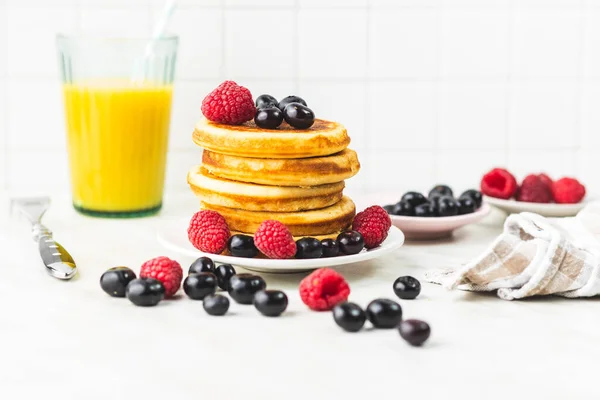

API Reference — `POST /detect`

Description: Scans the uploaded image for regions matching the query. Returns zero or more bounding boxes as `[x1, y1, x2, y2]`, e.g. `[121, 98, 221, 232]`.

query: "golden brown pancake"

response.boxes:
[200, 196, 356, 237]
[187, 166, 345, 212]
[202, 148, 360, 187]
[193, 118, 350, 158]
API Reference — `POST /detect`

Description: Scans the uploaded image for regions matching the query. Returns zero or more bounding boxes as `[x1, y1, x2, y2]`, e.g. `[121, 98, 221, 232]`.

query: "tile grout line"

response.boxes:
[504, 0, 515, 168]
[363, 0, 370, 193]
[293, 0, 299, 94]
[432, 2, 442, 183]
[2, 0, 7, 192]
[219, 0, 226, 80]
[575, 0, 585, 177]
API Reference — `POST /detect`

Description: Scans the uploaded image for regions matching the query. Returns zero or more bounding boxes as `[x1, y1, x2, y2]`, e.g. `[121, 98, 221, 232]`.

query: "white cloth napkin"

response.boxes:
[425, 203, 600, 300]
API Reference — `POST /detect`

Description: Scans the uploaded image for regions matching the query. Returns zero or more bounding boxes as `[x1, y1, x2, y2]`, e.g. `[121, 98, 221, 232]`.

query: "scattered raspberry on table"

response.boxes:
[299, 268, 350, 311]
[139, 256, 183, 298]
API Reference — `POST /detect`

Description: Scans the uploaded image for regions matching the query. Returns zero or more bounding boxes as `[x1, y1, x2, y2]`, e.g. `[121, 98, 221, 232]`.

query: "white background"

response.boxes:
[1, 0, 599, 197]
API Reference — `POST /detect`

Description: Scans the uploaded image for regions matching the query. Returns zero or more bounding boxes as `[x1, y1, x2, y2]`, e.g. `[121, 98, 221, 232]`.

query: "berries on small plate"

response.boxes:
[382, 186, 489, 240]
[393, 276, 421, 300]
[227, 234, 258, 258]
[283, 103, 315, 129]
[203, 294, 230, 316]
[278, 95, 307, 111]
[189, 256, 215, 275]
[552, 177, 586, 204]
[480, 168, 518, 200]
[253, 290, 288, 317]
[201, 80, 255, 125]
[188, 210, 230, 254]
[295, 237, 323, 259]
[183, 272, 217, 300]
[352, 205, 392, 249]
[228, 273, 267, 304]
[336, 231, 365, 255]
[299, 268, 350, 311]
[332, 302, 366, 332]
[366, 298, 403, 329]
[254, 107, 284, 129]
[516, 174, 552, 203]
[214, 264, 236, 290]
[100, 266, 136, 297]
[399, 319, 431, 347]
[139, 256, 183, 298]
[255, 94, 278, 109]
[126, 278, 165, 307]
[254, 220, 297, 259]
[320, 238, 340, 258]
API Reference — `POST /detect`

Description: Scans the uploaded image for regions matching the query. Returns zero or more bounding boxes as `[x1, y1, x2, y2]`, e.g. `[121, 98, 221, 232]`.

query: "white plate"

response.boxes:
[156, 218, 405, 273]
[484, 196, 587, 217]
[390, 203, 491, 240]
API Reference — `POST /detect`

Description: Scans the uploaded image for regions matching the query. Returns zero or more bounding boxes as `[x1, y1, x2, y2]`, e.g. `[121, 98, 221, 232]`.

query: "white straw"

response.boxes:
[132, 0, 177, 83]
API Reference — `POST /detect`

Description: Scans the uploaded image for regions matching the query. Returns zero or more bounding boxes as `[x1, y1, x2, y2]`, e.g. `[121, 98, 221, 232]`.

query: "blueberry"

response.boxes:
[296, 237, 323, 259]
[383, 204, 395, 214]
[183, 272, 217, 300]
[227, 234, 258, 258]
[332, 302, 366, 333]
[336, 231, 364, 255]
[253, 290, 288, 317]
[459, 189, 482, 209]
[255, 94, 278, 109]
[203, 294, 230, 316]
[457, 196, 476, 215]
[278, 95, 307, 111]
[366, 298, 403, 329]
[214, 264, 236, 290]
[254, 107, 284, 129]
[392, 200, 414, 216]
[429, 185, 453, 198]
[399, 319, 431, 346]
[321, 238, 340, 258]
[100, 266, 136, 297]
[228, 273, 267, 304]
[435, 195, 458, 217]
[126, 278, 165, 307]
[283, 103, 315, 129]
[188, 257, 214, 275]
[414, 202, 435, 217]
[400, 192, 428, 208]
[393, 276, 421, 300]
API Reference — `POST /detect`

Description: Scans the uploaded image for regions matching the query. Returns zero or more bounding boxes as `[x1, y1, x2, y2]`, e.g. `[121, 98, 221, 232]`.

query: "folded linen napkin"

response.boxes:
[425, 203, 600, 300]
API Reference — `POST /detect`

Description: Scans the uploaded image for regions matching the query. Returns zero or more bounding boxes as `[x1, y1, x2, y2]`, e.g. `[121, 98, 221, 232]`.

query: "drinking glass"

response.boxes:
[56, 35, 178, 217]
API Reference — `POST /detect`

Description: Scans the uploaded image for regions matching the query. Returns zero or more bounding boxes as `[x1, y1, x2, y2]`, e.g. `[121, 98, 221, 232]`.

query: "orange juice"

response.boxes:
[63, 81, 173, 216]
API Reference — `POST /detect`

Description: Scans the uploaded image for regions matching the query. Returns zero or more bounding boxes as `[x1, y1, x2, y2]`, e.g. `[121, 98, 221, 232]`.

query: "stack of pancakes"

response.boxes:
[187, 118, 361, 239]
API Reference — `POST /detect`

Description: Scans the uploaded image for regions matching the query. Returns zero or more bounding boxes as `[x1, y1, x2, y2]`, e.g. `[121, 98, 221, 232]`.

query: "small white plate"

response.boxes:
[156, 218, 405, 273]
[390, 203, 491, 240]
[484, 196, 587, 218]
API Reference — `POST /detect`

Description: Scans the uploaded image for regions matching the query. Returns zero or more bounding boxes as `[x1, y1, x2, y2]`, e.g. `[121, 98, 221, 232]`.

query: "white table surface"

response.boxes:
[1, 192, 599, 400]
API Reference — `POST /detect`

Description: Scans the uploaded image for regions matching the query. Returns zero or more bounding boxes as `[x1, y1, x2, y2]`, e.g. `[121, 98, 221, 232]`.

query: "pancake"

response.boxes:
[193, 118, 350, 159]
[202, 148, 360, 187]
[188, 166, 345, 212]
[200, 196, 356, 237]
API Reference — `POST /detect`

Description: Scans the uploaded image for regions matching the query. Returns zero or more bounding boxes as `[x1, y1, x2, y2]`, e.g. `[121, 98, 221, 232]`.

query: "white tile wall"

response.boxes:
[1, 0, 598, 198]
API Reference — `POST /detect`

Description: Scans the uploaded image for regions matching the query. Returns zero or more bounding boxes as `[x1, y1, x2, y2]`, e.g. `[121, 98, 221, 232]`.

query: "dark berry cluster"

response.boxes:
[254, 94, 315, 130]
[227, 230, 366, 260]
[384, 185, 483, 218]
[332, 275, 430, 346]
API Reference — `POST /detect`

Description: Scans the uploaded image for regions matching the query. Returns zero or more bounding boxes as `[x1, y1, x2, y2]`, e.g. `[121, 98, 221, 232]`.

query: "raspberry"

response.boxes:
[188, 210, 230, 254]
[201, 81, 255, 125]
[299, 268, 350, 311]
[480, 168, 518, 199]
[538, 173, 553, 190]
[516, 174, 552, 203]
[254, 220, 296, 259]
[352, 205, 391, 249]
[552, 177, 586, 204]
[140, 256, 183, 298]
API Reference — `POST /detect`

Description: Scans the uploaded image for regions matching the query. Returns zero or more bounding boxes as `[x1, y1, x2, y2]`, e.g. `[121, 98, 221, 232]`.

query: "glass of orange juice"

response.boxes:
[56, 35, 178, 217]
